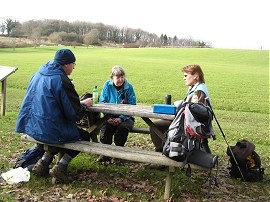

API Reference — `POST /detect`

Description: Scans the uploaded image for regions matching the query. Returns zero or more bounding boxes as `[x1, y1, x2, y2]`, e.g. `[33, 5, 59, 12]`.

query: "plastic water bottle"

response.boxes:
[191, 91, 198, 103]
[93, 86, 98, 104]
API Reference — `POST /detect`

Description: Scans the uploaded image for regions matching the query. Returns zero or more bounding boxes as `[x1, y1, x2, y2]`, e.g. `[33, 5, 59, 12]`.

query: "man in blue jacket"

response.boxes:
[16, 49, 93, 182]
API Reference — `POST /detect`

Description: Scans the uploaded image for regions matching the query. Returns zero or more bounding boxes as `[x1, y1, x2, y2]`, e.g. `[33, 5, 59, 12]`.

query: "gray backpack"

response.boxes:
[163, 102, 218, 171]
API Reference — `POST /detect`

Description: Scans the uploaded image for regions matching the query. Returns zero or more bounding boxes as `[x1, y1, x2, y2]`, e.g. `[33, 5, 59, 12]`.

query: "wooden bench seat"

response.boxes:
[20, 134, 205, 200]
[130, 127, 150, 134]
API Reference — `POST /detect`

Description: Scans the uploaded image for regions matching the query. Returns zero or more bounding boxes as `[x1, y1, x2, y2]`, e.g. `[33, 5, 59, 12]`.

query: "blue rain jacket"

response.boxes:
[16, 60, 86, 144]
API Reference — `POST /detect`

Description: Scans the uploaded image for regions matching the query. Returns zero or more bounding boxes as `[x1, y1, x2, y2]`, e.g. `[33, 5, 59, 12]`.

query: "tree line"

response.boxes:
[0, 17, 211, 48]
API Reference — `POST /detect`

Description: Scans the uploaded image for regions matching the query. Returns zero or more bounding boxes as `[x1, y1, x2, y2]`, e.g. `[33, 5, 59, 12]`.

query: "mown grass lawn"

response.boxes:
[0, 47, 269, 201]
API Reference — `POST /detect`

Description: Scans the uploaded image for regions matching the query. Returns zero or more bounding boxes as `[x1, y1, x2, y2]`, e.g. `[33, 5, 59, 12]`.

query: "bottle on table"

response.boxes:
[165, 94, 171, 105]
[93, 85, 98, 104]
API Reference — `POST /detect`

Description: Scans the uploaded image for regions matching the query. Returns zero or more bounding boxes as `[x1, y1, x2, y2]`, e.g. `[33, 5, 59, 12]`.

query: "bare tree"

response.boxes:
[84, 29, 100, 47]
[49, 32, 63, 44]
[21, 20, 41, 36]
[30, 28, 41, 48]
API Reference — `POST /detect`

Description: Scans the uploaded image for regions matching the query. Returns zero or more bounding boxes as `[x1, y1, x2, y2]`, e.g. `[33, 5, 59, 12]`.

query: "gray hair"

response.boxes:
[110, 65, 126, 79]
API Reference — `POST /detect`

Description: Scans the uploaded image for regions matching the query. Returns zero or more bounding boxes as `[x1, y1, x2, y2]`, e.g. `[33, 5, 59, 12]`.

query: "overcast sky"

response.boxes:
[1, 0, 269, 50]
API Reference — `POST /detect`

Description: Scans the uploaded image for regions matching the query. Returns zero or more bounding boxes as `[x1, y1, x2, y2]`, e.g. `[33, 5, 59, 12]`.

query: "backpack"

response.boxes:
[226, 139, 264, 181]
[14, 144, 45, 171]
[76, 92, 101, 142]
[76, 92, 100, 127]
[163, 102, 218, 172]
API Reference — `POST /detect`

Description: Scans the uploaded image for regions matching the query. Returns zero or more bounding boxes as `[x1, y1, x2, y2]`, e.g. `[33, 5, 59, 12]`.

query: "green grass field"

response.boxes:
[0, 47, 269, 201]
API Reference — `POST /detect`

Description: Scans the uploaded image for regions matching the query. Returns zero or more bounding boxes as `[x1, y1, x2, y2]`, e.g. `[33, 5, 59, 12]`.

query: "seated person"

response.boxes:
[150, 64, 212, 160]
[97, 65, 136, 164]
[16, 49, 93, 182]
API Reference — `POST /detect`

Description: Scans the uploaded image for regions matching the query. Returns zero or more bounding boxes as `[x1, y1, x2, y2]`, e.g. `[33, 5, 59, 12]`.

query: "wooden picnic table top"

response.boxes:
[87, 103, 175, 120]
[0, 66, 18, 82]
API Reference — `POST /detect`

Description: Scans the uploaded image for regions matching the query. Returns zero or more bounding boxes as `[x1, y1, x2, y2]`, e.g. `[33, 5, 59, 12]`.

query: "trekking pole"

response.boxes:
[205, 97, 246, 181]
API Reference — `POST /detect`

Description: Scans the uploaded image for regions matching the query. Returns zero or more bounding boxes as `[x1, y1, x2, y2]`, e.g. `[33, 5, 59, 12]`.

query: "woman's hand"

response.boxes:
[108, 118, 122, 126]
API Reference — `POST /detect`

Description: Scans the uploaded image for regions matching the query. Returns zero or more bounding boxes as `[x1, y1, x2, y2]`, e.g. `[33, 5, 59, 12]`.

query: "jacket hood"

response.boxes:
[38, 60, 66, 76]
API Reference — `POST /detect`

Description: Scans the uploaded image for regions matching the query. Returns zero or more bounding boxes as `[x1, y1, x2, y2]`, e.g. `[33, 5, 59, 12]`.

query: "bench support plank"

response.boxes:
[141, 117, 165, 141]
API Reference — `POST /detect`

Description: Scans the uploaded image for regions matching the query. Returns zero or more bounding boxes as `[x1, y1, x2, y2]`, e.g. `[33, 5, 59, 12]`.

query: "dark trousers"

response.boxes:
[44, 127, 92, 158]
[100, 119, 134, 146]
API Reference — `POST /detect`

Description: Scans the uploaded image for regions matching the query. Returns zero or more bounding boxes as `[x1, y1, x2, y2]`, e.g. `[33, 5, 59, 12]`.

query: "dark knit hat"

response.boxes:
[54, 49, 76, 65]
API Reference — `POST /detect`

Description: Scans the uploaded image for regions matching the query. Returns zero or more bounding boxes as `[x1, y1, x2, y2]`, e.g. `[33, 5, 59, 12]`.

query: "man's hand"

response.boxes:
[81, 98, 93, 107]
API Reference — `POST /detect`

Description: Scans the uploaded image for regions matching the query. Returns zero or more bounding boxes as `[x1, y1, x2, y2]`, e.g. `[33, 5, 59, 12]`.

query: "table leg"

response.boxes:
[87, 114, 111, 134]
[164, 166, 175, 200]
[1, 79, 7, 116]
[141, 117, 166, 141]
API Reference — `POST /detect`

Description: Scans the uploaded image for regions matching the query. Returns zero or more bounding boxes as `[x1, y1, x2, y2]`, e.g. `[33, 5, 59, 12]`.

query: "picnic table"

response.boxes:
[0, 66, 18, 116]
[21, 103, 209, 200]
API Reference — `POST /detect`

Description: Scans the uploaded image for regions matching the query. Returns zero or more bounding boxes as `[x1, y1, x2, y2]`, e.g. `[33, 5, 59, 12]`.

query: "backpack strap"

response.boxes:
[180, 138, 196, 171]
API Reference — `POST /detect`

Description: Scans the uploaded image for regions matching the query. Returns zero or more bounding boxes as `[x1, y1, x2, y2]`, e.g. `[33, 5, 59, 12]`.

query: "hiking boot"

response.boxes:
[96, 155, 111, 163]
[32, 159, 49, 176]
[49, 163, 69, 183]
[111, 158, 124, 166]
